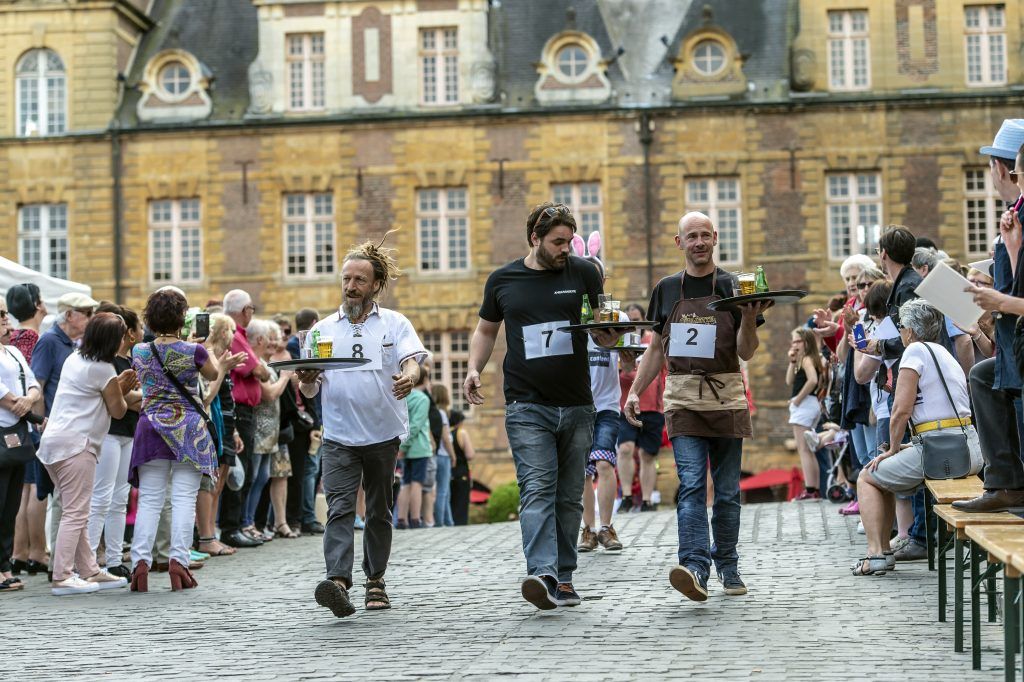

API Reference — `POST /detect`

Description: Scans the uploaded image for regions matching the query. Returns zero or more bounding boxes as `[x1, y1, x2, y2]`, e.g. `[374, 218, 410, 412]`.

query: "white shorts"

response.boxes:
[788, 394, 821, 428]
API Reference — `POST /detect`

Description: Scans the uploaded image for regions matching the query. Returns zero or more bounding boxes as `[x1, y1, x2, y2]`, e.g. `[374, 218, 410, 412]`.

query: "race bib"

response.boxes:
[523, 320, 573, 360]
[668, 322, 717, 359]
[335, 334, 383, 371]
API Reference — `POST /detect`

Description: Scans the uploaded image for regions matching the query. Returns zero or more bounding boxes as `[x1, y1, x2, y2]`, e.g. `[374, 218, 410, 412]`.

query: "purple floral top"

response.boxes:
[129, 341, 216, 486]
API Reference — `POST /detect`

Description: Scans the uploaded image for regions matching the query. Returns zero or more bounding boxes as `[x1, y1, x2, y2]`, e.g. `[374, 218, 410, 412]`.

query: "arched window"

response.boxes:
[556, 44, 589, 80]
[16, 49, 66, 137]
[159, 61, 192, 98]
[692, 39, 726, 76]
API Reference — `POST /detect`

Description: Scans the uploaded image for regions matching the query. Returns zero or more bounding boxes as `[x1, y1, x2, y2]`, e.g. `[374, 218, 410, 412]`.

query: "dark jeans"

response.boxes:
[0, 463, 25, 572]
[321, 437, 399, 586]
[971, 358, 1024, 489]
[451, 475, 471, 526]
[505, 402, 595, 583]
[286, 429, 310, 527]
[219, 404, 256, 533]
[671, 435, 743, 580]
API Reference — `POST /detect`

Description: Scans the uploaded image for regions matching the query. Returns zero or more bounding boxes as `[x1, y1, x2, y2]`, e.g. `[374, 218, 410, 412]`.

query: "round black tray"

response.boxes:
[269, 357, 372, 372]
[616, 345, 649, 353]
[706, 290, 808, 312]
[557, 321, 657, 333]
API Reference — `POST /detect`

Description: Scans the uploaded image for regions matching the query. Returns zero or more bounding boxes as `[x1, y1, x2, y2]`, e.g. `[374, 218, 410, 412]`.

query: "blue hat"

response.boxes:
[980, 119, 1024, 158]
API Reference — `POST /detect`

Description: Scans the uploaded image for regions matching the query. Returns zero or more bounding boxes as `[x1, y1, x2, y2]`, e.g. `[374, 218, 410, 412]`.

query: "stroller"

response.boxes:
[823, 429, 858, 503]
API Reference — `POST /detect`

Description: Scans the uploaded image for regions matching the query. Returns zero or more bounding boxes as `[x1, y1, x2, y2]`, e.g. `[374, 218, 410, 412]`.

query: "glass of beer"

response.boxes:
[317, 335, 334, 359]
[737, 273, 756, 296]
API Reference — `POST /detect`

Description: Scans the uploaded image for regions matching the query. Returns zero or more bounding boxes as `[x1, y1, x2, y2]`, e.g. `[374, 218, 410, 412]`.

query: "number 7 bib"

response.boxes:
[668, 322, 717, 359]
[523, 320, 574, 360]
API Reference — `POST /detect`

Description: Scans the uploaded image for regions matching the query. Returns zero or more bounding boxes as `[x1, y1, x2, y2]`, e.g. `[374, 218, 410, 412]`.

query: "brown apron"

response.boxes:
[661, 270, 752, 439]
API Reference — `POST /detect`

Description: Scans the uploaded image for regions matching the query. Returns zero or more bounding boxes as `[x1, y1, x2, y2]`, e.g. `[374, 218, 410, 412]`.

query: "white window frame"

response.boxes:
[826, 172, 883, 260]
[17, 204, 68, 280]
[692, 39, 727, 77]
[964, 4, 1006, 87]
[283, 193, 336, 279]
[422, 331, 472, 413]
[827, 10, 871, 91]
[286, 33, 325, 111]
[15, 48, 66, 137]
[149, 199, 203, 285]
[684, 177, 743, 266]
[964, 167, 1003, 256]
[551, 182, 603, 240]
[416, 187, 470, 274]
[419, 27, 459, 105]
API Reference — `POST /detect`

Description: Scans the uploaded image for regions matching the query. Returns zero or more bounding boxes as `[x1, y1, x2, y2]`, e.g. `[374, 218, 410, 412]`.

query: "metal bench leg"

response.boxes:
[926, 490, 935, 572]
[972, 544, 983, 669]
[991, 564, 999, 623]
[939, 521, 948, 622]
[956, 535, 965, 653]
[1006, 575, 1019, 682]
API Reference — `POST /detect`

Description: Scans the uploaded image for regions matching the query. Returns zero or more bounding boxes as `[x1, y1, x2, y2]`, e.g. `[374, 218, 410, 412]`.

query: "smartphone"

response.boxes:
[194, 312, 210, 340]
[853, 322, 867, 350]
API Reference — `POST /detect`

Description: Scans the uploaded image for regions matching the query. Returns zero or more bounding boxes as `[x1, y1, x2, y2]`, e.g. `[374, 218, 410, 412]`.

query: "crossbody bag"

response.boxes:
[911, 343, 972, 481]
[150, 343, 222, 456]
[0, 350, 37, 468]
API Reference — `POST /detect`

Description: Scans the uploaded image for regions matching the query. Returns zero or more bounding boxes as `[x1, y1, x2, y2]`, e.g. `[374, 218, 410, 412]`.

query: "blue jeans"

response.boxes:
[301, 445, 321, 524]
[671, 435, 743, 580]
[243, 451, 271, 528]
[851, 423, 877, 468]
[505, 402, 595, 583]
[433, 454, 454, 527]
[875, 417, 890, 458]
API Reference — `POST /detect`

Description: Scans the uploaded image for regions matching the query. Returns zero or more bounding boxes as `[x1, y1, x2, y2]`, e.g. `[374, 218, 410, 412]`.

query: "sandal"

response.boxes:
[197, 537, 236, 556]
[1, 577, 24, 591]
[851, 556, 888, 576]
[274, 523, 299, 539]
[364, 578, 391, 610]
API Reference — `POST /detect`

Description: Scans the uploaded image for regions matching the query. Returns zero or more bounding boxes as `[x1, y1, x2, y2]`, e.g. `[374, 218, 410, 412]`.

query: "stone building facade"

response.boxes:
[0, 0, 1019, 486]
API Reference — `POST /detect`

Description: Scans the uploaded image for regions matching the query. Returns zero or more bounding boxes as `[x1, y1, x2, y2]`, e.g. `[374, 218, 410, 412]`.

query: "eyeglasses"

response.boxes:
[1012, 170, 1024, 182]
[856, 282, 873, 290]
[244, 305, 257, 314]
[73, 308, 94, 318]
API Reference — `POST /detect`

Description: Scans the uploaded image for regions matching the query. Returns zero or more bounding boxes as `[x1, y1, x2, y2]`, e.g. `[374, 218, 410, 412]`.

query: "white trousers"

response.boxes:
[131, 460, 201, 569]
[86, 434, 134, 568]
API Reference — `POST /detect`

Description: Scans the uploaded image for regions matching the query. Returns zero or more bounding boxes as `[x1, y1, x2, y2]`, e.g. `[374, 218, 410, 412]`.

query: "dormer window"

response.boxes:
[137, 50, 212, 123]
[159, 61, 192, 99]
[556, 44, 589, 81]
[692, 40, 726, 77]
[534, 32, 610, 105]
[671, 28, 747, 99]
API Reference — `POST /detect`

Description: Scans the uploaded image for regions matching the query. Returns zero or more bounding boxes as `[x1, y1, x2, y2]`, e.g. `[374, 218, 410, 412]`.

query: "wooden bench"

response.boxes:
[933, 505, 1024, 657]
[924, 477, 984, 571]
[964, 525, 1024, 678]
[1010, 551, 1024, 682]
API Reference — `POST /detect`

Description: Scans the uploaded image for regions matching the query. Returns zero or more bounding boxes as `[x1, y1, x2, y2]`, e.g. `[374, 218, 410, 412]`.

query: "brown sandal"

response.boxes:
[364, 578, 391, 610]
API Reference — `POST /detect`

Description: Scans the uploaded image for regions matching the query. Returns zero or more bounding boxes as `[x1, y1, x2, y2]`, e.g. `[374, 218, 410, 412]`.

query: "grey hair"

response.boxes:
[856, 266, 885, 283]
[898, 298, 943, 343]
[840, 254, 876, 278]
[246, 318, 273, 345]
[911, 247, 940, 273]
[223, 289, 251, 314]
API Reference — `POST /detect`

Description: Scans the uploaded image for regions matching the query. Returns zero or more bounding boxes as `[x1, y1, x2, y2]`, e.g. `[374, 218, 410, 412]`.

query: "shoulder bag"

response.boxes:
[912, 343, 972, 481]
[150, 343, 222, 456]
[0, 351, 37, 468]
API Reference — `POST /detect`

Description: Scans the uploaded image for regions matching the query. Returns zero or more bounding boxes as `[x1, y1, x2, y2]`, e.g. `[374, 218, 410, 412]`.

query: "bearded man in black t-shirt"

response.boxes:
[465, 202, 620, 610]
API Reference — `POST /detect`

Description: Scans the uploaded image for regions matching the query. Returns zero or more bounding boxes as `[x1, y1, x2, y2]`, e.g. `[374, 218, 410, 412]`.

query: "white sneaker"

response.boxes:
[856, 520, 865, 535]
[52, 575, 101, 596]
[802, 430, 821, 452]
[86, 569, 128, 591]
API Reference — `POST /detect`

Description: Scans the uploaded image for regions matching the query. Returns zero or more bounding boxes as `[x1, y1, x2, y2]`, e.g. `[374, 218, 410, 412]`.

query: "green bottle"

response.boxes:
[310, 329, 321, 358]
[754, 265, 769, 294]
[581, 295, 593, 324]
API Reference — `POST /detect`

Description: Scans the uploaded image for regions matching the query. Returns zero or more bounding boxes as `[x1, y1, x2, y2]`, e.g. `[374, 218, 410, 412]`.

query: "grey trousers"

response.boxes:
[321, 437, 399, 587]
[972, 358, 1024, 490]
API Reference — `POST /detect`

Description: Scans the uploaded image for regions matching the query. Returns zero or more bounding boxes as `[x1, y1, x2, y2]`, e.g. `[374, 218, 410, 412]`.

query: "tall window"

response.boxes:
[685, 178, 742, 265]
[18, 204, 68, 279]
[964, 168, 1003, 255]
[826, 173, 882, 259]
[420, 27, 459, 105]
[827, 10, 870, 91]
[15, 49, 66, 136]
[551, 182, 602, 239]
[423, 331, 471, 412]
[150, 199, 202, 284]
[284, 193, 335, 278]
[965, 5, 1006, 86]
[417, 187, 469, 273]
[286, 33, 325, 111]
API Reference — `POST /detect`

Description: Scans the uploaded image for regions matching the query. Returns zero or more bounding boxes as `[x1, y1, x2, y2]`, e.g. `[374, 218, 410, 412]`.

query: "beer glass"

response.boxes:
[317, 335, 334, 359]
[737, 273, 756, 296]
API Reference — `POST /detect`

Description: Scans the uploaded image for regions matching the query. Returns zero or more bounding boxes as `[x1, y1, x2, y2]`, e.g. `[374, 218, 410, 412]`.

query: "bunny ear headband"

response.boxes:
[571, 231, 603, 258]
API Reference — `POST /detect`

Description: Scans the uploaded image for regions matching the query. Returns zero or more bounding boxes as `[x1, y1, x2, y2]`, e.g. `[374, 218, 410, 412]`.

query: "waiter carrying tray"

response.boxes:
[625, 212, 771, 602]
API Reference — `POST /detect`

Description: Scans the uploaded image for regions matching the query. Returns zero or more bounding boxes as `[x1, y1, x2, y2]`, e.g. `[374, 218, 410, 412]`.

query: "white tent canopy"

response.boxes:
[0, 256, 93, 324]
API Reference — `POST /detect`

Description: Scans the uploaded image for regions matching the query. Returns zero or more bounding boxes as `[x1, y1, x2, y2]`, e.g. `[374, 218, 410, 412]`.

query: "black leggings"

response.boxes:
[0, 463, 25, 572]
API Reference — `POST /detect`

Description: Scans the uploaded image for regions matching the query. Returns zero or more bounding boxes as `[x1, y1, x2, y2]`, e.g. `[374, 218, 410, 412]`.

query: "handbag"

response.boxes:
[911, 343, 972, 481]
[150, 343, 222, 456]
[0, 352, 36, 468]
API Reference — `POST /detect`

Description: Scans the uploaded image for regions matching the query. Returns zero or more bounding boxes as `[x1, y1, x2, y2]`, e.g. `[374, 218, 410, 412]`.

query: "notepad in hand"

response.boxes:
[914, 261, 983, 331]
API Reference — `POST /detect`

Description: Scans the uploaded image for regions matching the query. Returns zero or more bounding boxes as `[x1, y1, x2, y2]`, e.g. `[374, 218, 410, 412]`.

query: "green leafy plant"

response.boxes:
[486, 482, 520, 523]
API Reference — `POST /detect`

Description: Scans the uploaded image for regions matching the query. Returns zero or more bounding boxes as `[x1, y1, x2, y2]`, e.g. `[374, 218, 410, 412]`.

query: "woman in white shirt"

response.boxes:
[0, 300, 41, 593]
[853, 300, 982, 576]
[37, 313, 137, 596]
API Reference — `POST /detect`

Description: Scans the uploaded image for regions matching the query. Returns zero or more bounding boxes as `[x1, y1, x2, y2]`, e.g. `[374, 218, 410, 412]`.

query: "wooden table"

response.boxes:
[965, 525, 1024, 678]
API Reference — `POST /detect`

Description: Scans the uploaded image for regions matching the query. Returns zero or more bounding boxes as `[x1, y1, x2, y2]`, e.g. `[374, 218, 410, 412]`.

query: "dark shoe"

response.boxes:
[221, 529, 263, 548]
[578, 527, 598, 552]
[13, 559, 45, 576]
[408, 519, 423, 529]
[130, 562, 149, 593]
[640, 501, 656, 512]
[11, 559, 29, 575]
[952, 489, 1024, 513]
[618, 497, 635, 514]
[554, 583, 581, 607]
[669, 565, 708, 602]
[893, 540, 927, 562]
[597, 526, 623, 551]
[169, 560, 198, 591]
[106, 565, 131, 579]
[395, 519, 408, 530]
[717, 571, 748, 596]
[520, 575, 558, 610]
[315, 579, 356, 618]
[301, 521, 326, 535]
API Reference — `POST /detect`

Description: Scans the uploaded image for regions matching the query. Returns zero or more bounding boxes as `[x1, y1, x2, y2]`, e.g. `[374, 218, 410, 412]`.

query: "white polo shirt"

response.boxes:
[306, 304, 426, 446]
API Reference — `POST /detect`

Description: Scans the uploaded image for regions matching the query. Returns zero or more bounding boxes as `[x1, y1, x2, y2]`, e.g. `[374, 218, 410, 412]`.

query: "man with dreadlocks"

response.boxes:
[298, 233, 426, 618]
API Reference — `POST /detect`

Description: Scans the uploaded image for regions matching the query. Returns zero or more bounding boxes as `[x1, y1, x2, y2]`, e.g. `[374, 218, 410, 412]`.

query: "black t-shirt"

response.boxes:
[647, 269, 744, 335]
[479, 255, 603, 406]
[1013, 243, 1024, 299]
[108, 355, 139, 437]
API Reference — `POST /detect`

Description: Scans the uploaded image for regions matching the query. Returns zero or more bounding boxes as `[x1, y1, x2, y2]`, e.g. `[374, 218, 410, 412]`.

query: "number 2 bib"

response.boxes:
[523, 320, 573, 360]
[668, 322, 717, 359]
[336, 334, 383, 371]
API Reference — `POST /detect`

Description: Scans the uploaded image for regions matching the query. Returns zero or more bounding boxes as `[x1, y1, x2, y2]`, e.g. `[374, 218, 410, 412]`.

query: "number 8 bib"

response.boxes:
[338, 335, 383, 371]
[668, 322, 717, 359]
[523, 320, 573, 360]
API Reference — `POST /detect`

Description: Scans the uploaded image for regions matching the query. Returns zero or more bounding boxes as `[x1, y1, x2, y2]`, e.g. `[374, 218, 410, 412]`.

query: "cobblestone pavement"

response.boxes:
[4, 502, 1009, 681]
